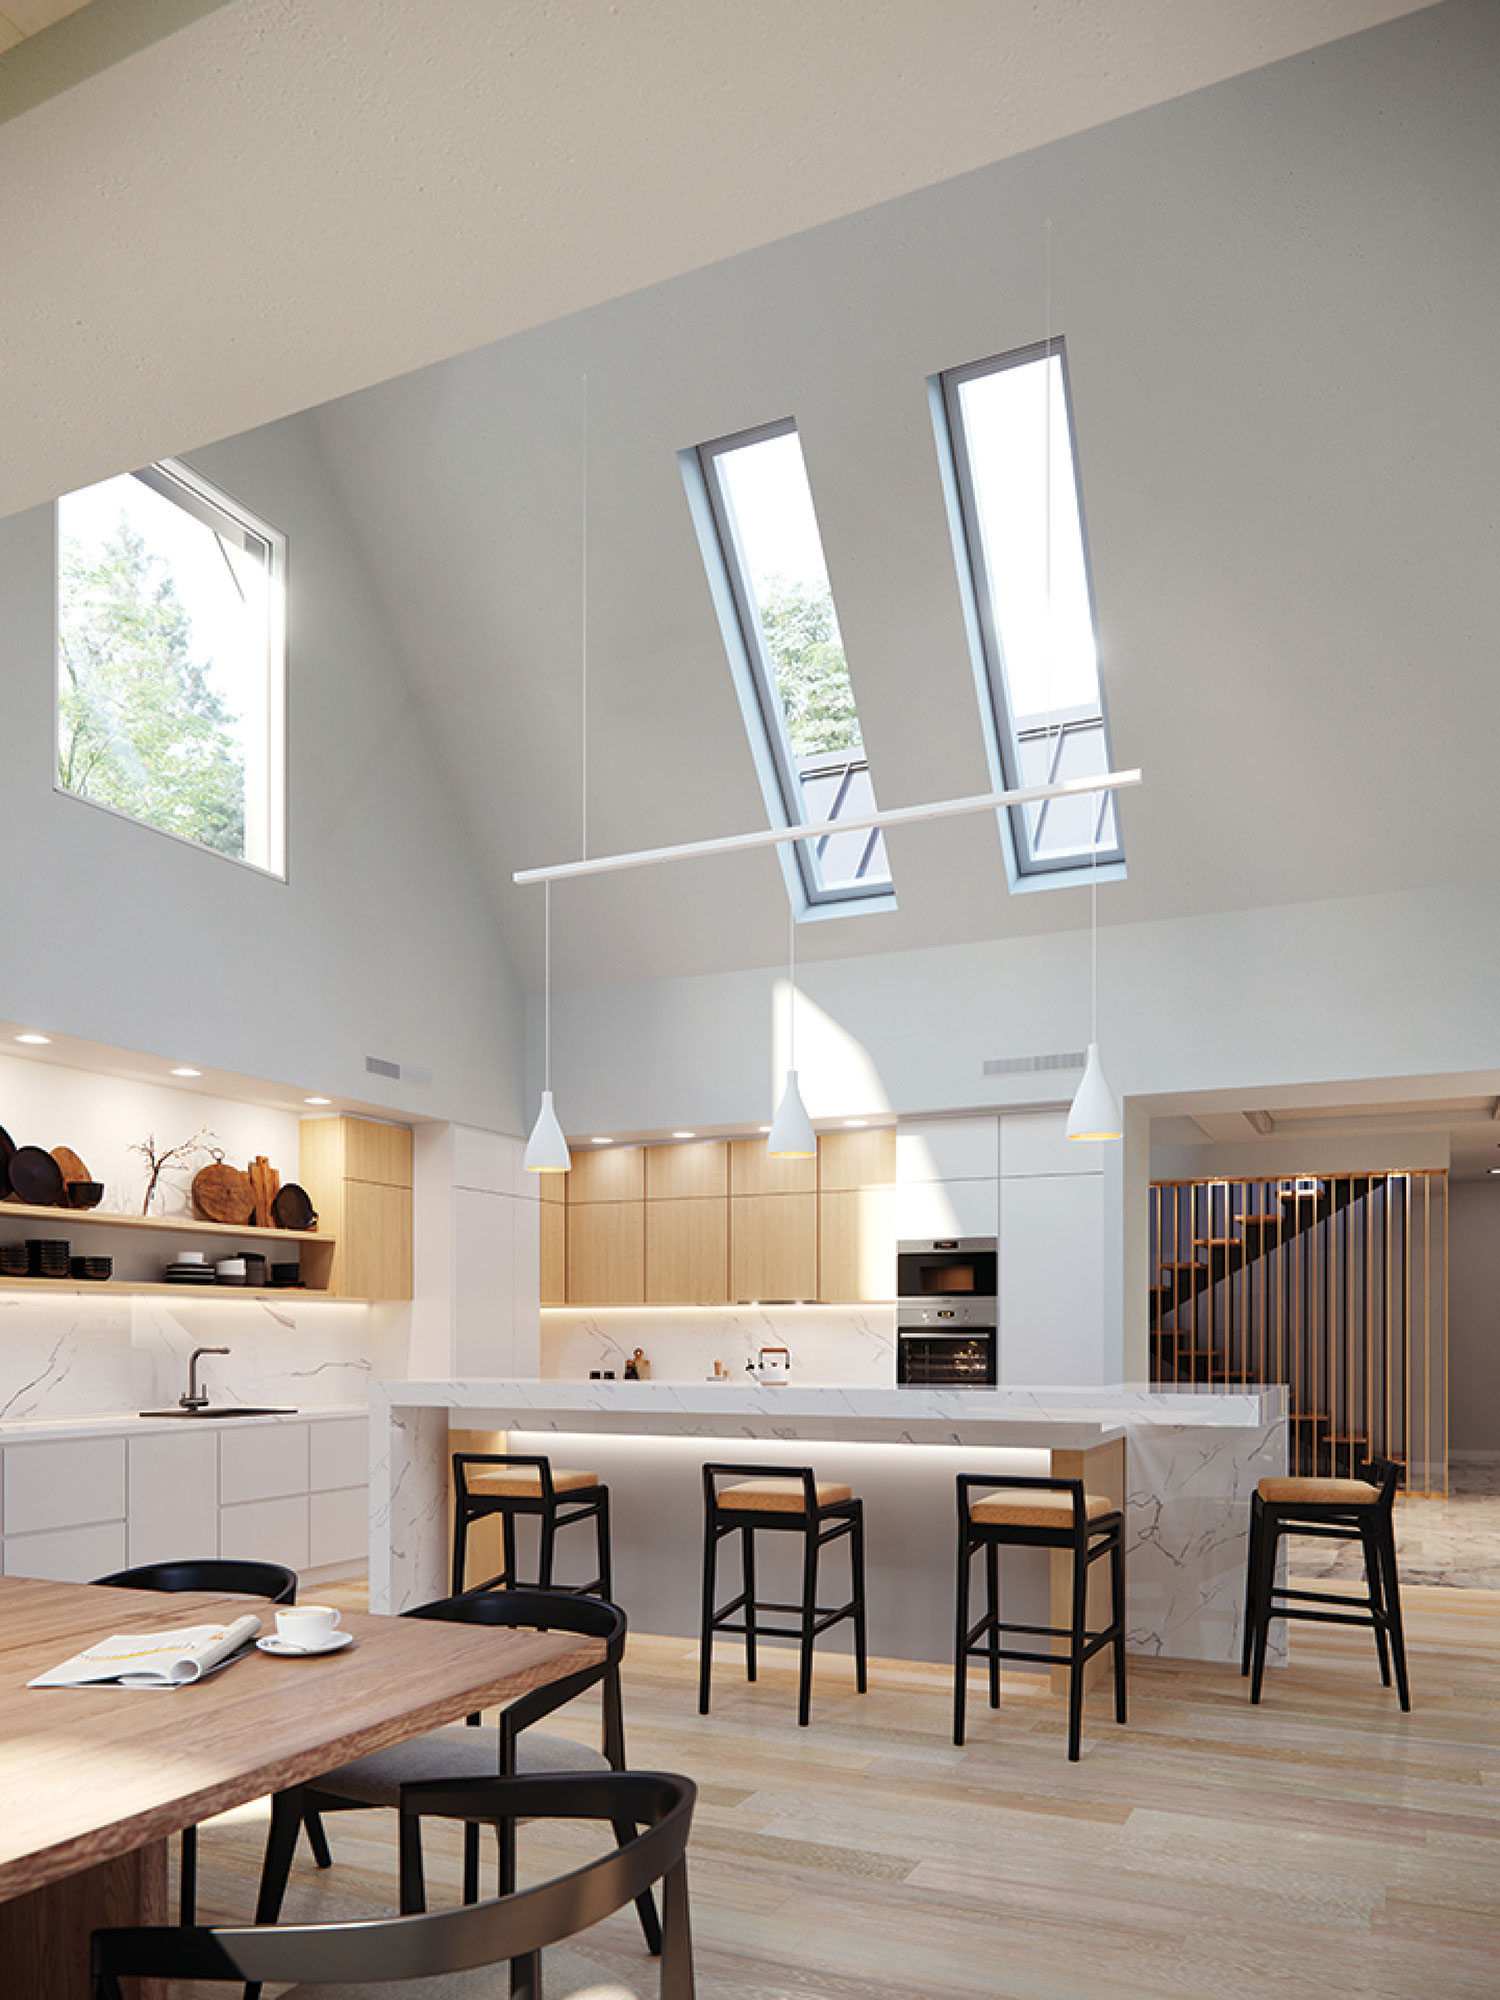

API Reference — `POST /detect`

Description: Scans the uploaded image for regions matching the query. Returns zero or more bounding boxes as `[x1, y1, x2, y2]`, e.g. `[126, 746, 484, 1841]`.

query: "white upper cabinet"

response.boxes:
[895, 1117, 1000, 1186]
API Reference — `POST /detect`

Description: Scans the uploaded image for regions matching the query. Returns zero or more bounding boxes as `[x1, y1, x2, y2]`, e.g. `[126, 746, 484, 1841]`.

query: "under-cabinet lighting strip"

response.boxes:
[512, 769, 1141, 886]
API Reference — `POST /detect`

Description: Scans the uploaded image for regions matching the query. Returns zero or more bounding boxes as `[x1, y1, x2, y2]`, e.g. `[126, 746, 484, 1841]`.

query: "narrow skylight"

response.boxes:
[936, 340, 1123, 881]
[689, 419, 891, 909]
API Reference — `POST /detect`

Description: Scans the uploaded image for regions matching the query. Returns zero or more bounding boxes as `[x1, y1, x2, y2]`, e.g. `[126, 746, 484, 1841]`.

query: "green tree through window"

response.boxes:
[755, 575, 861, 759]
[58, 517, 247, 857]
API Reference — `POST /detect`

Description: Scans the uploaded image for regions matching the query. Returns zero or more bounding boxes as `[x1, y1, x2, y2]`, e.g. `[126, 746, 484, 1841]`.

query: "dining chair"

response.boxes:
[254, 1587, 661, 1955]
[91, 1557, 317, 1922]
[92, 1769, 697, 1999]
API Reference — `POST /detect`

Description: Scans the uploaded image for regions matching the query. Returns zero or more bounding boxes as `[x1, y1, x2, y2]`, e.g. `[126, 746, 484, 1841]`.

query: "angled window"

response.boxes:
[935, 339, 1122, 883]
[688, 419, 891, 910]
[56, 458, 286, 876]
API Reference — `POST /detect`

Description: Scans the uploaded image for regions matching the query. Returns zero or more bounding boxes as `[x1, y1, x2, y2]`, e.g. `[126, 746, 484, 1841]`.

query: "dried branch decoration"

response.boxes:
[130, 1127, 218, 1216]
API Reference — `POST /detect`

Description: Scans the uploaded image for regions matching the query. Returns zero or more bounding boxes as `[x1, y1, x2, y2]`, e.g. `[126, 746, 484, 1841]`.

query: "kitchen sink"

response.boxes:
[138, 1406, 296, 1419]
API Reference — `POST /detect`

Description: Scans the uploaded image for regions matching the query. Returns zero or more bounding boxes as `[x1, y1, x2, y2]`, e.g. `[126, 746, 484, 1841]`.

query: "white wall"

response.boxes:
[0, 414, 526, 1135]
[1449, 1180, 1500, 1458]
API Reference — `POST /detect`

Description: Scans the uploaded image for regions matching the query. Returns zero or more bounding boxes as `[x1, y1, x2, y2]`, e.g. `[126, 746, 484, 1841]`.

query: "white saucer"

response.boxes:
[257, 1631, 353, 1657]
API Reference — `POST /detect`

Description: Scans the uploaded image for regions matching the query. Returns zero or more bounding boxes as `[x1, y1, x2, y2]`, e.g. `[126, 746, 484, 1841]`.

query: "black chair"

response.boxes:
[91, 1558, 314, 1922]
[1242, 1457, 1409, 1709]
[698, 1463, 867, 1728]
[255, 1588, 660, 1958]
[93, 1770, 696, 1999]
[452, 1451, 613, 1597]
[953, 1473, 1126, 1763]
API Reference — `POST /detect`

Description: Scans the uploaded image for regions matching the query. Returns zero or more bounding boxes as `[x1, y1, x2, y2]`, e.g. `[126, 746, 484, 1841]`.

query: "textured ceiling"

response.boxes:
[0, 0, 1436, 520]
[296, 1, 1500, 995]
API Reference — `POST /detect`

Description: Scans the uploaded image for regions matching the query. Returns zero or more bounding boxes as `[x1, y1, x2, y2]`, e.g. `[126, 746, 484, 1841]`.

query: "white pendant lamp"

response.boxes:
[1067, 837, 1122, 1141]
[767, 905, 817, 1158]
[525, 883, 572, 1174]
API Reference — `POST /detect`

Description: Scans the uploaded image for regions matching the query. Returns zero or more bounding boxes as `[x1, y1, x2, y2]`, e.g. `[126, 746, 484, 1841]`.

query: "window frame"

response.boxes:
[933, 338, 1124, 888]
[54, 455, 288, 880]
[687, 417, 894, 916]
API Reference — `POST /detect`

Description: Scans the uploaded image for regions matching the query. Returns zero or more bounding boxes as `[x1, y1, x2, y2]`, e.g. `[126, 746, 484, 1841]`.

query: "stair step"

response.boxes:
[1192, 1237, 1245, 1248]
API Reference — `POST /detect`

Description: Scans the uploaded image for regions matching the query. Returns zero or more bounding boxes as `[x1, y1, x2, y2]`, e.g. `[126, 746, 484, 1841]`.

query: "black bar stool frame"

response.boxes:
[452, 1451, 612, 1599]
[953, 1473, 1126, 1763]
[1242, 1457, 1409, 1709]
[698, 1462, 867, 1728]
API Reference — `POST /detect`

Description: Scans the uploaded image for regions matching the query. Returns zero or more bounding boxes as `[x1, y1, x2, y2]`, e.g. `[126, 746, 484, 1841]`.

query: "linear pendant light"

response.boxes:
[767, 903, 816, 1158]
[1067, 835, 1122, 1141]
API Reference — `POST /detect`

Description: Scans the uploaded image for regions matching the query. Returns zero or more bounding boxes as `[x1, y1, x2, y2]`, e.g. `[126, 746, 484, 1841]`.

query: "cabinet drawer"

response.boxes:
[4, 1437, 127, 1536]
[310, 1486, 367, 1570]
[219, 1495, 310, 1572]
[220, 1422, 309, 1506]
[310, 1418, 367, 1493]
[129, 1430, 218, 1567]
[3, 1520, 128, 1583]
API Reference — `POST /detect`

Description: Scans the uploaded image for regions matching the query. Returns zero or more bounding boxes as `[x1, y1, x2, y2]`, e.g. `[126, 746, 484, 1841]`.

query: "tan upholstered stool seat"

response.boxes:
[1257, 1476, 1378, 1506]
[717, 1477, 852, 1513]
[972, 1490, 1114, 1529]
[467, 1466, 599, 1498]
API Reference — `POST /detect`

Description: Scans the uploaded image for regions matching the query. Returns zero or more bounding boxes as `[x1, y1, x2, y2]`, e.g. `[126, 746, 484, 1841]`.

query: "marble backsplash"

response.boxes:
[541, 1304, 897, 1386]
[0, 1289, 405, 1423]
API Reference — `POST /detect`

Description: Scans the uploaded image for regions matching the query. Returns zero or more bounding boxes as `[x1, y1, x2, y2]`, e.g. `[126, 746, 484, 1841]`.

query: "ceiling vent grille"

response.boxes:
[982, 1050, 1087, 1077]
[365, 1055, 431, 1087]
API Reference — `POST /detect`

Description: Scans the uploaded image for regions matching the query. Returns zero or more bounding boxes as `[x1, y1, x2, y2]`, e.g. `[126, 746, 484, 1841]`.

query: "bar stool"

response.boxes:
[452, 1452, 612, 1598]
[1242, 1457, 1409, 1708]
[698, 1462, 868, 1727]
[953, 1473, 1126, 1763]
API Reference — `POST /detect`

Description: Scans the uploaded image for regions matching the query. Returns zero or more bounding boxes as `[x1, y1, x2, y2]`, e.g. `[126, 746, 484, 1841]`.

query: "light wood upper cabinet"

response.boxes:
[299, 1116, 413, 1299]
[539, 1200, 566, 1306]
[301, 1116, 412, 1190]
[818, 1186, 897, 1301]
[818, 1127, 895, 1193]
[729, 1138, 817, 1197]
[568, 1146, 646, 1204]
[646, 1199, 729, 1303]
[567, 1201, 645, 1303]
[730, 1193, 817, 1302]
[645, 1141, 729, 1202]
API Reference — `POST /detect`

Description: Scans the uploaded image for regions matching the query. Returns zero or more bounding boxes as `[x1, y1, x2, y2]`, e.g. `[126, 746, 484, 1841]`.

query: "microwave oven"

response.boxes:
[896, 1237, 997, 1302]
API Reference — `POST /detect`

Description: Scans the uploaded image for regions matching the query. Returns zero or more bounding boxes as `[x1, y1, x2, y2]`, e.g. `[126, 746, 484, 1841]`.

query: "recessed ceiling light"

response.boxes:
[15, 1033, 50, 1045]
[758, 1125, 772, 1134]
[305, 1095, 333, 1106]
[672, 1131, 696, 1139]
[1489, 1167, 1500, 1176]
[843, 1118, 868, 1128]
[170, 1066, 202, 1078]
[591, 1137, 613, 1145]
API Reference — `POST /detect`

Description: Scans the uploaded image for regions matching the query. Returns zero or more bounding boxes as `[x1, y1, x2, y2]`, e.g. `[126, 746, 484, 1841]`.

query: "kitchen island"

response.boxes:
[370, 1379, 1287, 1666]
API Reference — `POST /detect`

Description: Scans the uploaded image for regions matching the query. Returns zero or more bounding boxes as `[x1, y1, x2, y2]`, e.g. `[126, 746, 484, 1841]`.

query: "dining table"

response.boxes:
[0, 1573, 604, 1999]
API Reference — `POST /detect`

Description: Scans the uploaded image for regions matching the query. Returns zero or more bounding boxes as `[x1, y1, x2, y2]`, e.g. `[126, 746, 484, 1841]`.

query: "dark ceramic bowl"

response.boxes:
[65, 1181, 104, 1209]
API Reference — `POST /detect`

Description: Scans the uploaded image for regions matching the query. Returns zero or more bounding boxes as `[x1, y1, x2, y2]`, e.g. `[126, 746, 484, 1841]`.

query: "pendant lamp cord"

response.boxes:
[543, 880, 552, 1093]
[580, 372, 589, 863]
[787, 901, 797, 1071]
[1043, 219, 1055, 800]
[1089, 835, 1099, 1046]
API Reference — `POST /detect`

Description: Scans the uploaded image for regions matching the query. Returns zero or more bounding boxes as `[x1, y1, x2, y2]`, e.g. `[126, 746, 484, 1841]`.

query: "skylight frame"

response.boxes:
[687, 416, 894, 915]
[934, 337, 1124, 887]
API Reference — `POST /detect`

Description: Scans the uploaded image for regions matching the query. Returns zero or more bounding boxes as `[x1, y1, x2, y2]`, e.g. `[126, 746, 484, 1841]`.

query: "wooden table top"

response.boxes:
[0, 1575, 602, 1903]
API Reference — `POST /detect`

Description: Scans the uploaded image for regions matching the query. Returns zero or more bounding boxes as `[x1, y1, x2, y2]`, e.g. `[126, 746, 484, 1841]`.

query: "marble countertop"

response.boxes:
[0, 1403, 367, 1444]
[377, 1378, 1284, 1450]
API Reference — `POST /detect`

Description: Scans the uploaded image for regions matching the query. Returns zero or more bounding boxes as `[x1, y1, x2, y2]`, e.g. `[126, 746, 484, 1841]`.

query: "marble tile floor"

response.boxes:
[175, 1574, 1500, 2000]
[1287, 1457, 1500, 1591]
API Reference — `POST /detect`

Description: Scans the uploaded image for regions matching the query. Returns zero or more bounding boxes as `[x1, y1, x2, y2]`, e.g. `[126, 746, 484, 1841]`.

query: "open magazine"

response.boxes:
[28, 1614, 262, 1690]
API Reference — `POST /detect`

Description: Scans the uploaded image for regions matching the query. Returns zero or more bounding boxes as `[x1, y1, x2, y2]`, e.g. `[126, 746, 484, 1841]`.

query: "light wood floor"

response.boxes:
[179, 1580, 1500, 1999]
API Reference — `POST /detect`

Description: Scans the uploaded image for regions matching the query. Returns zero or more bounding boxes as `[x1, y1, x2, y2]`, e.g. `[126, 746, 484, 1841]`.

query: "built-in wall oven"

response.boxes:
[896, 1238, 997, 1387]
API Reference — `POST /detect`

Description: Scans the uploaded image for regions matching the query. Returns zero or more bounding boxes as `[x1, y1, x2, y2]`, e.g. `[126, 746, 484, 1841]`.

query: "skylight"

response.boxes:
[689, 419, 891, 909]
[936, 339, 1123, 881]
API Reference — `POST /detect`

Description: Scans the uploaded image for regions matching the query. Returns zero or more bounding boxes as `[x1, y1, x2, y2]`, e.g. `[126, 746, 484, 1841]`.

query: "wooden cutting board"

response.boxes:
[49, 1147, 90, 1203]
[247, 1155, 281, 1231]
[192, 1162, 256, 1225]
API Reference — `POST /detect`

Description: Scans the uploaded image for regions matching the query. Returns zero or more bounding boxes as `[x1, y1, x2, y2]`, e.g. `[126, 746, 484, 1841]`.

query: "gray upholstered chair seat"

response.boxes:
[313, 1725, 611, 1806]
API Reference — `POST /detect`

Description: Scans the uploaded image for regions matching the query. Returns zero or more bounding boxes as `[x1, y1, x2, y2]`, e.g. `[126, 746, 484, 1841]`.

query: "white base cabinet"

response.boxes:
[0, 1412, 367, 1586]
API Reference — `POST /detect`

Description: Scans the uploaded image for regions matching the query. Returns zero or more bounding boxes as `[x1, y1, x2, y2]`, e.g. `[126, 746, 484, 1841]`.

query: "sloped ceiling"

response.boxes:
[0, 0, 1435, 520]
[300, 0, 1500, 992]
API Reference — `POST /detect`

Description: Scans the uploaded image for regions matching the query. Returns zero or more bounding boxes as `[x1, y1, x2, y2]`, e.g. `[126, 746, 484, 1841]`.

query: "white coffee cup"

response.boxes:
[275, 1604, 342, 1647]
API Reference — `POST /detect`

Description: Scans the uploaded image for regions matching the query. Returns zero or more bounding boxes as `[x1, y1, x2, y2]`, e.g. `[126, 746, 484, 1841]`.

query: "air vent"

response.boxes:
[982, 1050, 1086, 1077]
[364, 1056, 431, 1087]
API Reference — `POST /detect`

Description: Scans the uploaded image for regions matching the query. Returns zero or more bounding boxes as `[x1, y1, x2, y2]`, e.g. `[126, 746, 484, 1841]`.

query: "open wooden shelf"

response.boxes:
[0, 1281, 367, 1302]
[0, 1200, 333, 1244]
